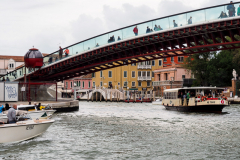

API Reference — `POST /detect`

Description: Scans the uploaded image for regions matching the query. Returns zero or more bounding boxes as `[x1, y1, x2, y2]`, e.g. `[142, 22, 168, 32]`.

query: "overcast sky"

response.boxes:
[0, 0, 231, 56]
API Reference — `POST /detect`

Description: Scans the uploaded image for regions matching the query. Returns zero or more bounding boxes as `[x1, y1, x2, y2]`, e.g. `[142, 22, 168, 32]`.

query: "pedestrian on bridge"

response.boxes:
[64, 48, 69, 57]
[59, 46, 63, 59]
[237, 5, 240, 16]
[133, 26, 138, 36]
[173, 20, 178, 27]
[188, 17, 192, 24]
[227, 1, 235, 17]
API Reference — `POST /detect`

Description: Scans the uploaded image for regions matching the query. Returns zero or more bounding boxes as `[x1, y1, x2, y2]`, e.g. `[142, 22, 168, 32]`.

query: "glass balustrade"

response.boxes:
[1, 2, 240, 81]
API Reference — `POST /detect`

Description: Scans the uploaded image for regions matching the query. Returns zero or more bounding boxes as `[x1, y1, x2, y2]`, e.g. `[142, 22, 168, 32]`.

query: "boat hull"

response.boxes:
[0, 120, 54, 143]
[164, 105, 227, 113]
[27, 111, 46, 119]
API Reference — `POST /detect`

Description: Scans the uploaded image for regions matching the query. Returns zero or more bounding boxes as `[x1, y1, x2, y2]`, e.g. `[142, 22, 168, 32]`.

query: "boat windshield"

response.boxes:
[18, 106, 36, 111]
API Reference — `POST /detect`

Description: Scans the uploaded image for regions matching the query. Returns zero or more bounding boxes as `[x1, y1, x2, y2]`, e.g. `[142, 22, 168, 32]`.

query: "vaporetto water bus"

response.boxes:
[162, 87, 229, 113]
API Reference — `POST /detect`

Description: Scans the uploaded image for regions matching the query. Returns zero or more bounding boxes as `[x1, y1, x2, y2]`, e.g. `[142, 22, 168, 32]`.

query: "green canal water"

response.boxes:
[0, 102, 240, 159]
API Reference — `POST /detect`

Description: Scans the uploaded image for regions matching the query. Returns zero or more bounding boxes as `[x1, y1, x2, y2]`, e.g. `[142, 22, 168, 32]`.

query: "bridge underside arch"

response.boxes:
[91, 91, 105, 101]
[18, 19, 240, 81]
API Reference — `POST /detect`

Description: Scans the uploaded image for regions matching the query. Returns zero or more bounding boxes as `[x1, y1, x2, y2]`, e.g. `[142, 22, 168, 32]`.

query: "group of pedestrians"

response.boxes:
[1, 77, 10, 81]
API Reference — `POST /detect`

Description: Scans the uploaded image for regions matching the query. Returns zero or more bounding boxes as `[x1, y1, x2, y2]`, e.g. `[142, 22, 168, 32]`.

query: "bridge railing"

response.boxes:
[1, 2, 240, 81]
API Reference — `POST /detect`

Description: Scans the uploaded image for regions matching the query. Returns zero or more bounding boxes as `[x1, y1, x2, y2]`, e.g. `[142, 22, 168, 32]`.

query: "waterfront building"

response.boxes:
[62, 74, 92, 98]
[0, 56, 25, 76]
[153, 55, 192, 96]
[92, 59, 163, 94]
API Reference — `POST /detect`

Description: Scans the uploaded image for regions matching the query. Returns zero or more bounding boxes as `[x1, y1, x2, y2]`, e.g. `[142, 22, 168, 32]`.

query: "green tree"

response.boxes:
[182, 49, 240, 87]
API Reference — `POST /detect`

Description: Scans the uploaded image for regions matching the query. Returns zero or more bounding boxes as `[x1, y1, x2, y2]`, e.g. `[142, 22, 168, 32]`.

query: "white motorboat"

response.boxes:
[16, 105, 56, 119]
[152, 98, 162, 105]
[0, 119, 55, 143]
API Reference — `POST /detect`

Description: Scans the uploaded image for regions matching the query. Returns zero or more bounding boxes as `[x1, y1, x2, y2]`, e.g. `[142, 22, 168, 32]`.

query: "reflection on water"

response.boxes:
[1, 102, 240, 159]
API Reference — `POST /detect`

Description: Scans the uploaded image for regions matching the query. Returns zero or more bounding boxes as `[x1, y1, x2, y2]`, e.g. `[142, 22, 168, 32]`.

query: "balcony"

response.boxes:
[0, 69, 7, 75]
[138, 76, 152, 81]
[152, 81, 183, 86]
[137, 65, 151, 69]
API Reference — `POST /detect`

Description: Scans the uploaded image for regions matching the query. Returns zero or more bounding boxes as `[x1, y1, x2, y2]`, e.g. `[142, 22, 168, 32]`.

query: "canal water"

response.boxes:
[1, 102, 240, 159]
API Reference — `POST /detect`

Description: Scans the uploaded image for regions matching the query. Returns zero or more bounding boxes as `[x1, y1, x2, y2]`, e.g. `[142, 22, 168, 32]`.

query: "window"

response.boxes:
[138, 71, 141, 77]
[152, 72, 154, 78]
[20, 71, 21, 76]
[164, 92, 177, 99]
[159, 60, 162, 66]
[132, 71, 135, 78]
[124, 71, 127, 78]
[138, 81, 141, 86]
[182, 75, 186, 79]
[108, 81, 112, 88]
[88, 81, 91, 88]
[108, 71, 112, 78]
[147, 71, 150, 77]
[100, 81, 103, 87]
[132, 81, 136, 87]
[164, 58, 167, 62]
[82, 81, 85, 88]
[171, 57, 174, 62]
[92, 73, 95, 78]
[93, 82, 95, 87]
[79, 81, 81, 87]
[152, 60, 155, 66]
[178, 56, 184, 62]
[118, 82, 120, 85]
[100, 71, 103, 78]
[131, 63, 136, 66]
[71, 82, 72, 88]
[147, 81, 151, 87]
[66, 82, 68, 89]
[146, 61, 151, 65]
[124, 81, 128, 87]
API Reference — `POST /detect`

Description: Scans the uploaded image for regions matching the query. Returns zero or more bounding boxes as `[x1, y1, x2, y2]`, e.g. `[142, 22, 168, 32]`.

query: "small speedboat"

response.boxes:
[0, 119, 55, 143]
[16, 105, 56, 119]
[152, 98, 162, 105]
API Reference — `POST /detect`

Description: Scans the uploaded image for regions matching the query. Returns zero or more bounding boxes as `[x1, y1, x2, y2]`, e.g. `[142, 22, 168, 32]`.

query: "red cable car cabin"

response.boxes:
[24, 48, 43, 68]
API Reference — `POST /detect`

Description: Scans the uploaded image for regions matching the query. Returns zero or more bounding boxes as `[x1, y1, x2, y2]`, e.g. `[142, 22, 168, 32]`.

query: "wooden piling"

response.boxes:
[110, 91, 112, 102]
[92, 91, 93, 102]
[105, 90, 107, 102]
[153, 91, 155, 101]
[87, 91, 89, 102]
[134, 92, 136, 103]
[96, 91, 98, 102]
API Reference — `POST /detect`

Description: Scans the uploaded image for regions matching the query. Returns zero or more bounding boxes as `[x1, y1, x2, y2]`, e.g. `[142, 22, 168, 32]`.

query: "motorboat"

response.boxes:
[16, 105, 56, 119]
[152, 98, 162, 105]
[162, 87, 229, 113]
[0, 119, 55, 143]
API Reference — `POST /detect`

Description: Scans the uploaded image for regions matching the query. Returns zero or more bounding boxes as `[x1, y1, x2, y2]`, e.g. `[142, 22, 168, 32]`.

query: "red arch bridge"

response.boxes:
[2, 2, 240, 82]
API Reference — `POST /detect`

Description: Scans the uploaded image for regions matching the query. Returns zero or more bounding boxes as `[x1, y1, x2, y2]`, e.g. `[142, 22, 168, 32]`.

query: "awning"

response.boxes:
[61, 90, 73, 93]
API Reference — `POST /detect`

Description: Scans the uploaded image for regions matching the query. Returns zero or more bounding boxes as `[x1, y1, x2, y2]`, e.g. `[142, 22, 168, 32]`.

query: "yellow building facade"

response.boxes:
[92, 59, 163, 93]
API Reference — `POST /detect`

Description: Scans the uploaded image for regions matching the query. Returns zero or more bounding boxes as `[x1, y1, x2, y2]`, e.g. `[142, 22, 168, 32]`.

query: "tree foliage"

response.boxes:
[182, 49, 240, 87]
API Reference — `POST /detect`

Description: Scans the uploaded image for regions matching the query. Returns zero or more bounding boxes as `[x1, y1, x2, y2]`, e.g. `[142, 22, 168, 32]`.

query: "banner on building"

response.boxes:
[4, 82, 18, 101]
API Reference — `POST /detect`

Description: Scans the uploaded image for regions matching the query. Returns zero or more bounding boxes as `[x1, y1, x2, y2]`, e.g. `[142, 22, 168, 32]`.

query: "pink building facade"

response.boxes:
[64, 74, 92, 90]
[153, 64, 192, 96]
